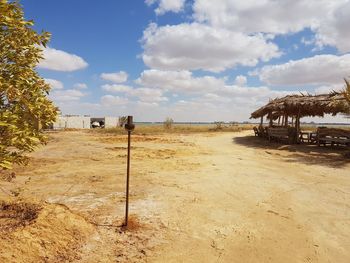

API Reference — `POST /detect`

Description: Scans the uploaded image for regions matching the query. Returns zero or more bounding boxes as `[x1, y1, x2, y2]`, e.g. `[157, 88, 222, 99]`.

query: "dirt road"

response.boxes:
[1, 130, 349, 262]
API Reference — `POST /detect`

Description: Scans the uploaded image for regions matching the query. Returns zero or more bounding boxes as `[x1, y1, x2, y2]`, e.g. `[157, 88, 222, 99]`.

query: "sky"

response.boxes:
[22, 0, 350, 123]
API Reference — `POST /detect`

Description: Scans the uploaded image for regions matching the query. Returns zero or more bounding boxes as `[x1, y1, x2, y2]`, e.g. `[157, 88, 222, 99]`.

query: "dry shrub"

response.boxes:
[214, 121, 224, 129]
[118, 116, 128, 127]
[0, 171, 16, 182]
[163, 117, 174, 129]
[0, 201, 42, 232]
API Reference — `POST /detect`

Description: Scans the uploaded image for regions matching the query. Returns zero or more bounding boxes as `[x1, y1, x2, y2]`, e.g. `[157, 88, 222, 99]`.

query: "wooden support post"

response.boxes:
[269, 112, 273, 127]
[295, 109, 301, 144]
[284, 115, 288, 127]
[260, 116, 263, 126]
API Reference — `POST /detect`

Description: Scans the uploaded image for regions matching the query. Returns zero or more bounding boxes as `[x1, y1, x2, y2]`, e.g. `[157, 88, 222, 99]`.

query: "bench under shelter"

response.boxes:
[250, 92, 350, 145]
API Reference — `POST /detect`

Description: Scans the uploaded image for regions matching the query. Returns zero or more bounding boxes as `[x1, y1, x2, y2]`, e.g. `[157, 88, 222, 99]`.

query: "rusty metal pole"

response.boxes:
[123, 116, 134, 227]
[124, 130, 131, 226]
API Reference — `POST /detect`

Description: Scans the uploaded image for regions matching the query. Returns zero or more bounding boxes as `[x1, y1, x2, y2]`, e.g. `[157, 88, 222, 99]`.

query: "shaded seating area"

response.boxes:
[253, 125, 268, 138]
[317, 127, 350, 146]
[299, 130, 318, 144]
[267, 127, 295, 144]
[250, 92, 349, 145]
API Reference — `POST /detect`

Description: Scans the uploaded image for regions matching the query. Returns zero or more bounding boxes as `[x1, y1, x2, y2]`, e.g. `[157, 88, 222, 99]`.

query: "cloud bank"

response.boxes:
[39, 47, 88, 71]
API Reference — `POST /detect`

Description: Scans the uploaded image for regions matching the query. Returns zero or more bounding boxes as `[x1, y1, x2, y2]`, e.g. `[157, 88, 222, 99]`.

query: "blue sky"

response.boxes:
[22, 0, 350, 122]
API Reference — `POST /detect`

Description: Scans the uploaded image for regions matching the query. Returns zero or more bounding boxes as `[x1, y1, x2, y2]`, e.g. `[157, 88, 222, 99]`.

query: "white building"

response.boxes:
[53, 115, 119, 129]
[53, 116, 91, 129]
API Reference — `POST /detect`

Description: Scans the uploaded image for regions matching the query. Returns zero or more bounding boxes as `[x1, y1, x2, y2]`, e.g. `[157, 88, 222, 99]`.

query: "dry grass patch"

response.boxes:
[0, 201, 41, 232]
[98, 135, 183, 145]
[0, 201, 95, 262]
[91, 124, 254, 136]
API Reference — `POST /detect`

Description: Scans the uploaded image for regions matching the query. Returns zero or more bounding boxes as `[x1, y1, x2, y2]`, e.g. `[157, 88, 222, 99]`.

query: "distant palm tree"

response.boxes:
[345, 78, 350, 102]
[343, 78, 350, 115]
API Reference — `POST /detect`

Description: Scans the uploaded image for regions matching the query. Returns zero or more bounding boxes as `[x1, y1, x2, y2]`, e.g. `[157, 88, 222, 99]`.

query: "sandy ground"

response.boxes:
[1, 130, 350, 262]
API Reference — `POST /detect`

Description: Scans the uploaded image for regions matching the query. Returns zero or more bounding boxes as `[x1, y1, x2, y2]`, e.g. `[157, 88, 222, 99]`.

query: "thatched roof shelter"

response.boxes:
[251, 92, 348, 119]
[250, 91, 349, 144]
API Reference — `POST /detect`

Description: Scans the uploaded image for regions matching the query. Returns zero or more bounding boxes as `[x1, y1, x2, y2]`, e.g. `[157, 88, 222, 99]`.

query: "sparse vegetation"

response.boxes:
[0, 201, 41, 231]
[118, 116, 128, 127]
[91, 123, 254, 135]
[0, 0, 57, 169]
[163, 117, 174, 129]
[214, 121, 224, 129]
[2, 128, 350, 262]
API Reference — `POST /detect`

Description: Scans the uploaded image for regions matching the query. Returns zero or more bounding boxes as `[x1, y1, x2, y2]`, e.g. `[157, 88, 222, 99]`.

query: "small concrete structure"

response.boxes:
[53, 115, 119, 129]
[53, 115, 91, 129]
[104, 116, 119, 128]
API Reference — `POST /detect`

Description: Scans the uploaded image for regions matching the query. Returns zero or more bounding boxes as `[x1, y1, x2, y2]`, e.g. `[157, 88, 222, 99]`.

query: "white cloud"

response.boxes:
[136, 101, 159, 107]
[44, 78, 64, 90]
[197, 93, 231, 103]
[38, 47, 88, 71]
[145, 0, 156, 5]
[100, 71, 128, 83]
[100, 95, 129, 106]
[193, 0, 350, 53]
[52, 77, 347, 122]
[145, 0, 185, 15]
[129, 87, 168, 102]
[315, 1, 350, 53]
[219, 85, 292, 103]
[301, 37, 314, 46]
[101, 82, 167, 103]
[234, 75, 247, 86]
[136, 69, 226, 94]
[54, 102, 103, 116]
[137, 69, 298, 107]
[164, 84, 298, 122]
[50, 89, 86, 102]
[193, 0, 338, 34]
[314, 84, 345, 94]
[136, 68, 301, 117]
[73, 83, 88, 89]
[141, 23, 281, 72]
[256, 54, 350, 86]
[101, 84, 133, 93]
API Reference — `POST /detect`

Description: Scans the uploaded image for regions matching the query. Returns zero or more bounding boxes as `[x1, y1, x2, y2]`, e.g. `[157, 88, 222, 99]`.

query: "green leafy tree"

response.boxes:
[0, 0, 57, 169]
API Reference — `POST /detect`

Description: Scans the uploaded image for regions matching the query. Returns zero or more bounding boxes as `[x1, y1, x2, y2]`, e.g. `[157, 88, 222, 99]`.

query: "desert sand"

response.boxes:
[1, 130, 350, 262]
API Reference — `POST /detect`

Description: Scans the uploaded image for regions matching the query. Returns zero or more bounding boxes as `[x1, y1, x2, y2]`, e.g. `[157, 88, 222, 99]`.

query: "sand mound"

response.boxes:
[0, 201, 95, 263]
